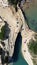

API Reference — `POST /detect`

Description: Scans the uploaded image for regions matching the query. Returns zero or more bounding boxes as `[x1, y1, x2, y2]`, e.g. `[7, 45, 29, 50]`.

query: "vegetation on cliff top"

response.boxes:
[0, 26, 5, 40]
[28, 39, 37, 55]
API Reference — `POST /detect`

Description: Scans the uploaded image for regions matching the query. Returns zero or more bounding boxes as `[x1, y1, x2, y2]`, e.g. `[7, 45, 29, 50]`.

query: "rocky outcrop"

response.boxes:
[0, 0, 37, 65]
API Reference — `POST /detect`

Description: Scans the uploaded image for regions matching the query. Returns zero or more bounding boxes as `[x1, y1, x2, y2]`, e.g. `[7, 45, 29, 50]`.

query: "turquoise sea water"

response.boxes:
[25, 3, 37, 32]
[13, 52, 28, 65]
[9, 33, 28, 65]
[10, 2, 37, 65]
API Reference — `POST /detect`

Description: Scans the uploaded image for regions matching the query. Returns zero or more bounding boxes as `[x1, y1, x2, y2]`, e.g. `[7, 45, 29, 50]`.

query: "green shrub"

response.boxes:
[0, 26, 5, 40]
[28, 40, 37, 55]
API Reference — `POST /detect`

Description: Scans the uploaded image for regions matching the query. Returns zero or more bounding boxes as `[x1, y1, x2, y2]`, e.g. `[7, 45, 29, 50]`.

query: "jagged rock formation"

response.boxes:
[0, 0, 37, 65]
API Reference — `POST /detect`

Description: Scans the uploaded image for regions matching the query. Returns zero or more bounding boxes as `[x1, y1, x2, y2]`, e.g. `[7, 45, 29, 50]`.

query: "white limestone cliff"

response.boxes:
[0, 0, 36, 65]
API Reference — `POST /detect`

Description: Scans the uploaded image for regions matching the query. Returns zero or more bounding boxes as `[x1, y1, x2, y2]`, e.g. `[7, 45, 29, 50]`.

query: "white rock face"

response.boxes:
[0, 3, 35, 65]
[0, 0, 8, 7]
[0, 5, 25, 57]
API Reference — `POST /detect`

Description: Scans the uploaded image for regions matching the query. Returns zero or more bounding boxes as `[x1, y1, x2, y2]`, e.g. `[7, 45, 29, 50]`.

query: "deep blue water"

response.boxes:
[13, 33, 28, 65]
[10, 33, 28, 65]
[9, 2, 37, 65]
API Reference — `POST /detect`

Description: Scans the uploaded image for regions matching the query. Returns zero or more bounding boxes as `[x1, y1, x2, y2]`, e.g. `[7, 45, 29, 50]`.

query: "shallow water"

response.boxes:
[24, 1, 37, 32]
[9, 33, 28, 65]
[9, 1, 37, 65]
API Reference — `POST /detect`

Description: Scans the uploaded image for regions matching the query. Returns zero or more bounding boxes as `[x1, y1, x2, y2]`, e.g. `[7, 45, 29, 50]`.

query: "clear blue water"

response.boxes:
[10, 2, 37, 65]
[13, 33, 28, 65]
[10, 33, 28, 65]
[25, 3, 37, 32]
[13, 52, 28, 65]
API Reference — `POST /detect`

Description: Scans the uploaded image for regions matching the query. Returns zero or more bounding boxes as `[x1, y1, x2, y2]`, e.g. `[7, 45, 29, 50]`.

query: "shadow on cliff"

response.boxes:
[12, 32, 22, 62]
[4, 21, 10, 40]
[21, 8, 30, 29]
[1, 32, 22, 64]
